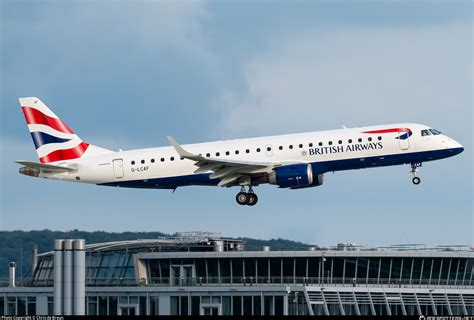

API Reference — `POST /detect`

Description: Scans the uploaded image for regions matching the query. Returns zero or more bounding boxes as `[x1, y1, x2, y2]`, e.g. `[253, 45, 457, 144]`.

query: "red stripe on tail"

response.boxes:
[21, 106, 74, 134]
[39, 142, 89, 163]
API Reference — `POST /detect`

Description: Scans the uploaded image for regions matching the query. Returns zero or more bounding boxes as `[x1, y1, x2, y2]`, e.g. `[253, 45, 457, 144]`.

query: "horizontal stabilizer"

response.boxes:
[15, 160, 75, 172]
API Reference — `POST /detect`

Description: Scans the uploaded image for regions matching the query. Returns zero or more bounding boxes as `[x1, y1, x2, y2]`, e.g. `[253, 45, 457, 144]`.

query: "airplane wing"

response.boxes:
[167, 136, 276, 187]
[15, 161, 76, 172]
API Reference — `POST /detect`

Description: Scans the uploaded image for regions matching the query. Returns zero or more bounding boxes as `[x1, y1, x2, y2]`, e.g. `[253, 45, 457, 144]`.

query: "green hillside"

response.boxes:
[0, 230, 309, 279]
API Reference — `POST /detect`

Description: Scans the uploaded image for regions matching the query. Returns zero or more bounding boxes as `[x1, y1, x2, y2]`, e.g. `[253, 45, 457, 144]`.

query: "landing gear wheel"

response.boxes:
[236, 192, 249, 205]
[247, 193, 258, 206]
[410, 163, 422, 186]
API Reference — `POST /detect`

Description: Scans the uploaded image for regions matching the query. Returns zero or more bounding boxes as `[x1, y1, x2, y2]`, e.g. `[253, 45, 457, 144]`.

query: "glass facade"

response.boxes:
[0, 296, 36, 316]
[167, 294, 283, 316]
[2, 291, 467, 316]
[34, 258, 54, 285]
[84, 295, 145, 315]
[86, 252, 135, 285]
[147, 256, 473, 286]
[34, 252, 135, 286]
[168, 294, 285, 316]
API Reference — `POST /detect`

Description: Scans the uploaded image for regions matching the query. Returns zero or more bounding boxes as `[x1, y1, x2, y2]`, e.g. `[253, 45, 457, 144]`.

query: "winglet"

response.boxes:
[166, 136, 201, 161]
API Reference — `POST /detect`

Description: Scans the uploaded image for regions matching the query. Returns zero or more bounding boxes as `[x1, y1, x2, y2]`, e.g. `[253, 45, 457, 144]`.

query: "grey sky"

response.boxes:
[1, 0, 472, 247]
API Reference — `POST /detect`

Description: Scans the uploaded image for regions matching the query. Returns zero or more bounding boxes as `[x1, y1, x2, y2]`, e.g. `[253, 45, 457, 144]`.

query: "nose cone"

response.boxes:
[448, 139, 464, 155]
[453, 147, 464, 155]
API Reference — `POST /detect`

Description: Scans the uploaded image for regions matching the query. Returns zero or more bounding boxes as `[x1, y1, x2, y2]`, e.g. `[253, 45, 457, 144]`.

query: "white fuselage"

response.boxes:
[37, 123, 463, 189]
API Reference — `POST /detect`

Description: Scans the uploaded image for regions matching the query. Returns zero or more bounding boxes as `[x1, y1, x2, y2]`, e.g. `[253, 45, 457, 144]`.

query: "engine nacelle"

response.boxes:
[19, 166, 40, 177]
[268, 163, 323, 189]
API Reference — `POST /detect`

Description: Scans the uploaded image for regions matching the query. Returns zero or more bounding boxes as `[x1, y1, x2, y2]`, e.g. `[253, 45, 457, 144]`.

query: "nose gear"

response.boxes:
[411, 163, 422, 185]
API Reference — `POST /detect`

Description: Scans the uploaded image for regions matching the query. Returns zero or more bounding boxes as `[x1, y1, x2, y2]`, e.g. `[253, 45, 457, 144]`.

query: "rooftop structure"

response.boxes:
[1, 233, 473, 316]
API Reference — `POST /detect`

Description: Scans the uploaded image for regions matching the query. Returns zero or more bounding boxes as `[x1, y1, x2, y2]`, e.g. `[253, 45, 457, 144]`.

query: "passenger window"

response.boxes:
[267, 147, 271, 151]
[256, 148, 261, 152]
[368, 137, 372, 142]
[358, 138, 362, 142]
[289, 145, 293, 149]
[235, 150, 239, 155]
[318, 142, 323, 146]
[279, 146, 283, 150]
[141, 160, 145, 164]
[151, 159, 155, 163]
[309, 143, 313, 147]
[206, 153, 210, 157]
[338, 140, 342, 144]
[170, 157, 174, 161]
[299, 144, 303, 148]
[216, 152, 220, 157]
[131, 161, 135, 165]
[160, 158, 165, 162]
[348, 139, 352, 143]
[180, 157, 184, 160]
[378, 136, 382, 141]
[246, 149, 250, 153]
[328, 141, 333, 145]
[421, 130, 431, 137]
[225, 151, 230, 156]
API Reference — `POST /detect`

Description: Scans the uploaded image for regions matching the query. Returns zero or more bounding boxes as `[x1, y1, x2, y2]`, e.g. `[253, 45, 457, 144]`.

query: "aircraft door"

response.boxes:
[113, 159, 124, 178]
[398, 131, 410, 150]
[266, 144, 273, 157]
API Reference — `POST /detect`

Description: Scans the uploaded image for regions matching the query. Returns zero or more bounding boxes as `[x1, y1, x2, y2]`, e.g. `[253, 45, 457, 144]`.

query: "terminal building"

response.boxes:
[1, 232, 473, 316]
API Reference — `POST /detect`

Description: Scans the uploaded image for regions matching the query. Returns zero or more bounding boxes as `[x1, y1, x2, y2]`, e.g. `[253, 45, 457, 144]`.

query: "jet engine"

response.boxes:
[268, 163, 323, 189]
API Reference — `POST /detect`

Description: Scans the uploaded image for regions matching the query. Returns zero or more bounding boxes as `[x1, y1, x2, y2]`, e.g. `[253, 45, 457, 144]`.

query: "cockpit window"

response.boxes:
[421, 129, 431, 136]
[429, 129, 442, 135]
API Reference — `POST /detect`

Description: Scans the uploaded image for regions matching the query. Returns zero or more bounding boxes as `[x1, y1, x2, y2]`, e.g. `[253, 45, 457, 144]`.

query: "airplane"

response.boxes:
[16, 97, 464, 206]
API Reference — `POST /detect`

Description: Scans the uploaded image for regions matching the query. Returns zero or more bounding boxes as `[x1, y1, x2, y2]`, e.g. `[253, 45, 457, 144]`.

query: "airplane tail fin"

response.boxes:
[19, 97, 113, 163]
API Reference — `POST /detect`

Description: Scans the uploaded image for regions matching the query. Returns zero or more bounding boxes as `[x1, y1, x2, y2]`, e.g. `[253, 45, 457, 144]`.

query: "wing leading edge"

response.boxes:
[167, 136, 274, 187]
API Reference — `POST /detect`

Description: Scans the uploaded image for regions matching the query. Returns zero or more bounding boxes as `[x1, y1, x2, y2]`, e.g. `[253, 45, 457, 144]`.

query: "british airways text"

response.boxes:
[309, 142, 383, 155]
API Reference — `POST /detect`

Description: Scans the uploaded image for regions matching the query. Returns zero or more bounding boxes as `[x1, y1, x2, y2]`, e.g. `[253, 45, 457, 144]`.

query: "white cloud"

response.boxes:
[216, 23, 472, 143]
[2, 1, 215, 92]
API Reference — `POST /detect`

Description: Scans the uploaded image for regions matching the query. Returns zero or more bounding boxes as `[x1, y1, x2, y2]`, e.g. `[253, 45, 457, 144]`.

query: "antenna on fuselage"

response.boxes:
[342, 126, 347, 129]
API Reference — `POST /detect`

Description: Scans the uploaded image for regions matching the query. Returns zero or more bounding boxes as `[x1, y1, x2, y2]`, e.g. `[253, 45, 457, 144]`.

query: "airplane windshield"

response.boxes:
[421, 129, 431, 136]
[429, 129, 442, 135]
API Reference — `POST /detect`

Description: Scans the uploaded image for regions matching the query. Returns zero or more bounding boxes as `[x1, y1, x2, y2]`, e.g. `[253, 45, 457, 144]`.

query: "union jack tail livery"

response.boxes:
[19, 97, 112, 163]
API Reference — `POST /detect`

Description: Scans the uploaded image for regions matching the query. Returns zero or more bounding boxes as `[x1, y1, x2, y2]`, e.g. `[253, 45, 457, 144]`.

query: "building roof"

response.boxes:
[38, 232, 245, 257]
[37, 236, 473, 258]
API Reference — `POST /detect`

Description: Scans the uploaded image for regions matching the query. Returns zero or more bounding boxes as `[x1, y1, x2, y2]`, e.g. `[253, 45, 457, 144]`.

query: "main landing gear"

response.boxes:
[236, 186, 258, 206]
[411, 163, 422, 185]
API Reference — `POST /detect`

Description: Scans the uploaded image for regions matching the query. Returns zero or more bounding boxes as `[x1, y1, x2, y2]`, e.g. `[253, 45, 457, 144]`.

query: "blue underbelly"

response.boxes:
[98, 148, 462, 189]
[99, 173, 220, 189]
